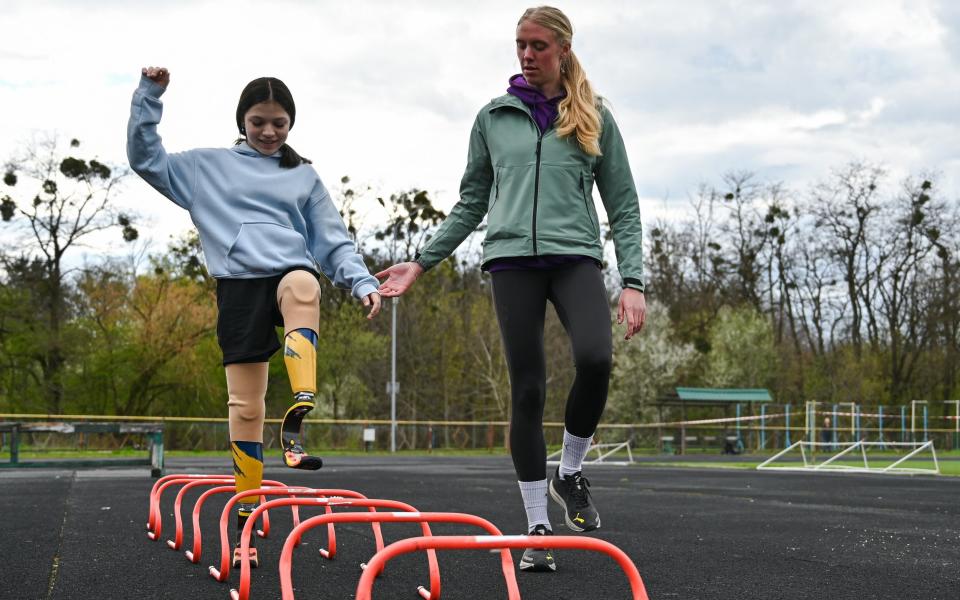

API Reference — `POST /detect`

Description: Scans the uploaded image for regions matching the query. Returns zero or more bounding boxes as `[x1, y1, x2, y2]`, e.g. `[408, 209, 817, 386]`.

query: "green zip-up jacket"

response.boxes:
[416, 93, 644, 291]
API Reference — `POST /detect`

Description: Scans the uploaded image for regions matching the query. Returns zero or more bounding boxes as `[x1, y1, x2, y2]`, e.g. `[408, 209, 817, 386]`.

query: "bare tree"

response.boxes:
[374, 188, 446, 262]
[807, 162, 884, 361]
[873, 177, 943, 400]
[718, 171, 770, 310]
[1, 135, 135, 412]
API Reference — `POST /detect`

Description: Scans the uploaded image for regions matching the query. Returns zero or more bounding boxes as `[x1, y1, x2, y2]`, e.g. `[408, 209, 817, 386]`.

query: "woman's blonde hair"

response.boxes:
[519, 6, 602, 156]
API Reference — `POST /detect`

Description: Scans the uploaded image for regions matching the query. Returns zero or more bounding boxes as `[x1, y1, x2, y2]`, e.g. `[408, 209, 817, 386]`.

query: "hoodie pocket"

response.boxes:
[580, 173, 599, 239]
[225, 222, 308, 275]
[488, 167, 501, 212]
[485, 166, 530, 242]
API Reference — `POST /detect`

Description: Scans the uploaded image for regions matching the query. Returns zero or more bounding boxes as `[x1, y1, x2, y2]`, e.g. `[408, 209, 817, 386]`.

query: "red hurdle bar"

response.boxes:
[183, 485, 310, 564]
[164, 478, 292, 550]
[149, 477, 233, 540]
[276, 510, 519, 600]
[149, 477, 292, 543]
[148, 473, 230, 534]
[208, 488, 387, 583]
[238, 500, 461, 600]
[355, 535, 649, 600]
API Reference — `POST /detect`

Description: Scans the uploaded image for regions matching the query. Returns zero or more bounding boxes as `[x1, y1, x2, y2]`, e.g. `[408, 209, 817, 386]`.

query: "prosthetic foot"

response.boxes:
[233, 546, 259, 569]
[233, 506, 260, 569]
[281, 396, 323, 470]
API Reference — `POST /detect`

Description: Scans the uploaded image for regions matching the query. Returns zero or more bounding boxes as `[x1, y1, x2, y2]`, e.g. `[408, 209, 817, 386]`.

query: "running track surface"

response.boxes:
[1, 455, 957, 599]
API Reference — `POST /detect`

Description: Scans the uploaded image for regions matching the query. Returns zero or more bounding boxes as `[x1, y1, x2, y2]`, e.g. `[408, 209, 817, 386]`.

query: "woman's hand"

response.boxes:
[618, 288, 646, 340]
[362, 292, 382, 320]
[375, 262, 424, 297]
[141, 66, 170, 89]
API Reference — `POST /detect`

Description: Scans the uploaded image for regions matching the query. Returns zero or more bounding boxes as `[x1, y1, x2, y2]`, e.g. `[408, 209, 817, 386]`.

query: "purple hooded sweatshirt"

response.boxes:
[506, 73, 564, 134]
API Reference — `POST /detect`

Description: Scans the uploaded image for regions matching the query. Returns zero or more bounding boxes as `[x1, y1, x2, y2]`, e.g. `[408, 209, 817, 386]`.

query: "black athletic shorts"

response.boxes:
[215, 267, 320, 366]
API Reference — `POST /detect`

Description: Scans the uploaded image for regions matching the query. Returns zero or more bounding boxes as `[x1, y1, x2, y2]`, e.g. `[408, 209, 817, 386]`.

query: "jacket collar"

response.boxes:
[488, 93, 531, 116]
[231, 141, 282, 158]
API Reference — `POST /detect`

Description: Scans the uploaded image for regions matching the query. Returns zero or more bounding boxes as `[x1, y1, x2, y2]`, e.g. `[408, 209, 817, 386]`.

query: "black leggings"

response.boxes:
[491, 261, 613, 482]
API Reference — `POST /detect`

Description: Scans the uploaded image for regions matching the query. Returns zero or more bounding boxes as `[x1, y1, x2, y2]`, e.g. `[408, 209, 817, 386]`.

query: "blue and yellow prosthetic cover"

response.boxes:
[231, 440, 264, 512]
[283, 328, 318, 396]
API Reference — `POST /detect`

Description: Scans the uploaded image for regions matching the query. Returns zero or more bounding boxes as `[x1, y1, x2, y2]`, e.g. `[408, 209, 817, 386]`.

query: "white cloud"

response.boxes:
[0, 0, 957, 263]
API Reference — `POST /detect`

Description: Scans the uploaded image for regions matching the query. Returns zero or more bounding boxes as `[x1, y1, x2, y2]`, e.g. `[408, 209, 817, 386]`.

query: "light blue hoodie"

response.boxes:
[127, 76, 379, 299]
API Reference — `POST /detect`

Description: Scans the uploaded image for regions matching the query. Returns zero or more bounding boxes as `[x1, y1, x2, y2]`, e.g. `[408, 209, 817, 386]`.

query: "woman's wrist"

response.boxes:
[412, 259, 427, 276]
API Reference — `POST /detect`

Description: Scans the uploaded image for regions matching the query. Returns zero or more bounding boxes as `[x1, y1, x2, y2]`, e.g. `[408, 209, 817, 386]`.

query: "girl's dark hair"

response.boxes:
[235, 77, 311, 169]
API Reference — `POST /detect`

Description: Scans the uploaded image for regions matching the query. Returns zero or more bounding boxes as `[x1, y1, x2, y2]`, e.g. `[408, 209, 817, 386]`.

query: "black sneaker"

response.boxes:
[549, 468, 600, 532]
[518, 525, 556, 572]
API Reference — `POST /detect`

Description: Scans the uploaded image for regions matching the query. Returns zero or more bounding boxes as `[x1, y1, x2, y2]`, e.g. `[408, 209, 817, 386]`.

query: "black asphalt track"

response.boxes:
[1, 455, 957, 599]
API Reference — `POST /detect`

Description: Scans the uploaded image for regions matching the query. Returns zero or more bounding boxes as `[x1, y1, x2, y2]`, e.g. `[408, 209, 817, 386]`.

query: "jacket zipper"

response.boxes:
[500, 101, 545, 255]
[533, 131, 543, 255]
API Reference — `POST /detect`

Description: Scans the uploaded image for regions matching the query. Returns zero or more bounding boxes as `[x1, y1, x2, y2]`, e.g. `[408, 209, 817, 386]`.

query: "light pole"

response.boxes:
[390, 296, 398, 453]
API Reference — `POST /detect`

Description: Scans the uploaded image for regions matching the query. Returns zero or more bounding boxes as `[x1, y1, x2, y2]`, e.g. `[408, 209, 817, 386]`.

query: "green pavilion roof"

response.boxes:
[673, 387, 773, 403]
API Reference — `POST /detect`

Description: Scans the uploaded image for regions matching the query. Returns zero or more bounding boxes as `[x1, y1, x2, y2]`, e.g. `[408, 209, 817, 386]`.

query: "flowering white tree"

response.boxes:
[703, 305, 777, 388]
[607, 300, 697, 423]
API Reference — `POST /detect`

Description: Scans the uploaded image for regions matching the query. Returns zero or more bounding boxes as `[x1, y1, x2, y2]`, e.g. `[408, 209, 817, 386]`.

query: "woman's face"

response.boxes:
[244, 100, 290, 156]
[515, 19, 568, 92]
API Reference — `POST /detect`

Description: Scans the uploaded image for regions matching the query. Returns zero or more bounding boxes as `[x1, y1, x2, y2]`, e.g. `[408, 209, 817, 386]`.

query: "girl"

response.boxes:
[127, 67, 381, 567]
[377, 6, 645, 573]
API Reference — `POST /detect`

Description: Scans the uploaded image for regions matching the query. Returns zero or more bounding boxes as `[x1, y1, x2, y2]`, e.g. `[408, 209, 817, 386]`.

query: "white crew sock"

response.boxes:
[518, 479, 551, 532]
[558, 429, 593, 477]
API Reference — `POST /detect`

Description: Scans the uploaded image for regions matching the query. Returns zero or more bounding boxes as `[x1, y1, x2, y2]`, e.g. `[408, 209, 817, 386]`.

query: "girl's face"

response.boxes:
[243, 100, 290, 156]
[515, 19, 568, 93]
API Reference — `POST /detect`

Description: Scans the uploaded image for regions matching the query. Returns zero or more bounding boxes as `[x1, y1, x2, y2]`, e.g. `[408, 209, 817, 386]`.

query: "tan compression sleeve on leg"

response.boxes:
[226, 362, 268, 443]
[277, 270, 321, 333]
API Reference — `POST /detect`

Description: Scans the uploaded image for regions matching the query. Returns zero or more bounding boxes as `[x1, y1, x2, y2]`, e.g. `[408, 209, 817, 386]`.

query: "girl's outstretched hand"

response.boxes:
[141, 66, 170, 88]
[362, 292, 382, 320]
[375, 262, 424, 297]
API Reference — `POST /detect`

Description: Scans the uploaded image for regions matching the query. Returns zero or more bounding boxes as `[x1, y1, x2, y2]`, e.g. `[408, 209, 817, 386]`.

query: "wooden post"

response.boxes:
[680, 401, 686, 455]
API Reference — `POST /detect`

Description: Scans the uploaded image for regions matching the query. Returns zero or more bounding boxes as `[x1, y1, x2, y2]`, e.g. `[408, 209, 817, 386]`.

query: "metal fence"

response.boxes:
[1, 403, 958, 457]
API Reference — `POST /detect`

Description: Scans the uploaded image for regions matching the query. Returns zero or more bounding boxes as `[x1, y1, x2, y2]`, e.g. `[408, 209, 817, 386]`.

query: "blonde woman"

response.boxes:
[377, 6, 644, 572]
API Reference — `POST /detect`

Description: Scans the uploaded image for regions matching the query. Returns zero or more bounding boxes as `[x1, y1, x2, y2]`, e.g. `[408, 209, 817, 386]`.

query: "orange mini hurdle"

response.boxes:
[236, 499, 481, 600]
[182, 485, 312, 564]
[162, 478, 292, 550]
[148, 473, 229, 534]
[355, 535, 649, 600]
[276, 509, 519, 600]
[208, 488, 387, 582]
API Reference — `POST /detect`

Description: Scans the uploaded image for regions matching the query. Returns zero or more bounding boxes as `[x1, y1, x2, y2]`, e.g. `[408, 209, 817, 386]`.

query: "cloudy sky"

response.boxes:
[1, 0, 958, 261]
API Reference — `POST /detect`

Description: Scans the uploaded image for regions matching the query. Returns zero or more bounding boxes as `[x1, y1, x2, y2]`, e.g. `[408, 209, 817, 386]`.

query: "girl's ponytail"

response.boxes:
[279, 144, 311, 168]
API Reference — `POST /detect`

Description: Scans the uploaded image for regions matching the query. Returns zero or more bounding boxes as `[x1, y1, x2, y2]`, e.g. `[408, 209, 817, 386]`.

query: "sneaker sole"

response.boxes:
[548, 480, 600, 533]
[283, 451, 323, 470]
[518, 558, 557, 572]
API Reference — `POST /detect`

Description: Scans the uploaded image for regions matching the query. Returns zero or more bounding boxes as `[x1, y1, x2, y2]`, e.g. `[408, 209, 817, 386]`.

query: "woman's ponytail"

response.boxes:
[557, 51, 602, 157]
[519, 6, 603, 157]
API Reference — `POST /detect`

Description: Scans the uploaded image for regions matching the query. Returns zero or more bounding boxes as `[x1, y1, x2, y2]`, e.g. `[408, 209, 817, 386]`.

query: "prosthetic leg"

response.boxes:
[226, 362, 268, 568]
[231, 440, 263, 568]
[278, 270, 323, 470]
[281, 329, 323, 469]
